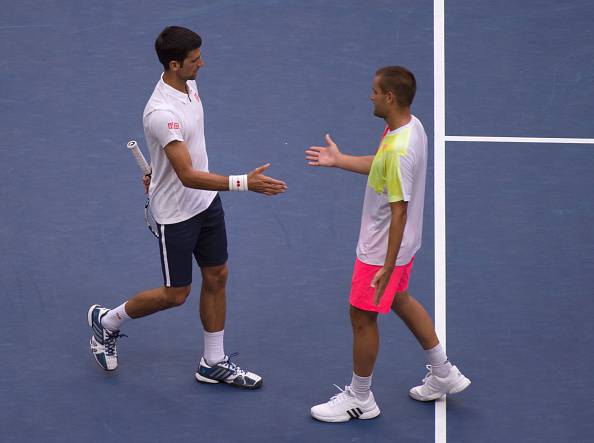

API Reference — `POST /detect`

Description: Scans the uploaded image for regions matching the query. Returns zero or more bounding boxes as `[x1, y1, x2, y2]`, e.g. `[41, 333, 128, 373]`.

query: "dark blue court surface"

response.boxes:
[446, 142, 594, 443]
[446, 0, 594, 138]
[1, 1, 592, 442]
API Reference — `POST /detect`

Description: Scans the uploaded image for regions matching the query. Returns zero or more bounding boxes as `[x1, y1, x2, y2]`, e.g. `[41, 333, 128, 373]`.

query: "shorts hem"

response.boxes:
[197, 258, 228, 268]
[165, 280, 192, 288]
[350, 301, 391, 315]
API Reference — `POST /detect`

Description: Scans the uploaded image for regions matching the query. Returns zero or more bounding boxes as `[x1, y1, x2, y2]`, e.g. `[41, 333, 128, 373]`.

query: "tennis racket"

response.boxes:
[126, 140, 159, 238]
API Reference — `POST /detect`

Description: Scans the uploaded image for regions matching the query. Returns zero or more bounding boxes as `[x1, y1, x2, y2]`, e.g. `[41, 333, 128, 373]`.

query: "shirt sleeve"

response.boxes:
[386, 147, 415, 203]
[146, 109, 184, 149]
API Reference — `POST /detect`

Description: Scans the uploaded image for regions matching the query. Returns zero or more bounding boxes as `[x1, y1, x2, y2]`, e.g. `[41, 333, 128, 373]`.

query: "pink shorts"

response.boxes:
[349, 257, 414, 314]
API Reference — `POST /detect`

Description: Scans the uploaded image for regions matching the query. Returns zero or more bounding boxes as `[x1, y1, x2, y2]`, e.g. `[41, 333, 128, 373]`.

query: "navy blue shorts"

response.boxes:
[157, 195, 228, 287]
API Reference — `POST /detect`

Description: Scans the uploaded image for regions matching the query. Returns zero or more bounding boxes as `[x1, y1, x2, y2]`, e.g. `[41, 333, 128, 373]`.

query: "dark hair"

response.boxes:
[155, 26, 202, 70]
[375, 66, 416, 107]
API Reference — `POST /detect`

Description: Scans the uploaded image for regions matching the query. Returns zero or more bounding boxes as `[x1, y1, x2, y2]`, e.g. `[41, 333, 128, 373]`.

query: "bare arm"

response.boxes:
[383, 201, 407, 268]
[305, 134, 374, 175]
[335, 154, 375, 175]
[165, 140, 228, 190]
[164, 140, 287, 195]
[371, 200, 408, 305]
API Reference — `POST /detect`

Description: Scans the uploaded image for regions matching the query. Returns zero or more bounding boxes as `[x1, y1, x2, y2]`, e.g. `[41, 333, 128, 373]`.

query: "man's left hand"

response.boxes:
[371, 266, 393, 306]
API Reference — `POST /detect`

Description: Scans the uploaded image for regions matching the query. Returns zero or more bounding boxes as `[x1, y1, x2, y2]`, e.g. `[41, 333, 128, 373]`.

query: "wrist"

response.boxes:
[334, 152, 344, 168]
[229, 174, 248, 191]
[382, 262, 395, 272]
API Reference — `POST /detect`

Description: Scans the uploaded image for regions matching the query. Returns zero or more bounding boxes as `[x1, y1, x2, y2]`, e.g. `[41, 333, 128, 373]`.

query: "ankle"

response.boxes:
[101, 303, 130, 331]
[350, 372, 372, 400]
[425, 343, 452, 377]
[432, 361, 452, 378]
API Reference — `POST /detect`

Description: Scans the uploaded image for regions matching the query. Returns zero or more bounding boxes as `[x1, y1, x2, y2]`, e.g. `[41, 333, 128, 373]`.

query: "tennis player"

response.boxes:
[87, 26, 286, 389]
[306, 66, 470, 421]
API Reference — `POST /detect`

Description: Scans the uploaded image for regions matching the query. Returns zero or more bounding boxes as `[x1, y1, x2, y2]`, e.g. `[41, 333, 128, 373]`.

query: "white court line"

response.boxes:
[446, 136, 594, 144]
[434, 1, 447, 442]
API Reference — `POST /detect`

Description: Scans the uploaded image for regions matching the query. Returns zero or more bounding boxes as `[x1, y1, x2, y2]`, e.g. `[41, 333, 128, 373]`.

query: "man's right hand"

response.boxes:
[247, 163, 287, 196]
[305, 134, 342, 167]
[143, 174, 151, 194]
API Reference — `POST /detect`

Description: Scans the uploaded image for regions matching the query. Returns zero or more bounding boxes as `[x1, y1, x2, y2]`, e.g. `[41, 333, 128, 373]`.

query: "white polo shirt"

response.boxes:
[356, 116, 428, 266]
[142, 75, 217, 224]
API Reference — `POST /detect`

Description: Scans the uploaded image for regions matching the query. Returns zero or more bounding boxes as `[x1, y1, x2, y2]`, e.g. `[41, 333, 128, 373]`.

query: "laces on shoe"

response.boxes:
[104, 330, 127, 356]
[328, 385, 353, 405]
[220, 352, 248, 377]
[419, 364, 435, 383]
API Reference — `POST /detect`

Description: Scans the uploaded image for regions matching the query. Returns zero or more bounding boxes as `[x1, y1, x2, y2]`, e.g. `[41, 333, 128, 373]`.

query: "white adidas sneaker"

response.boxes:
[88, 304, 126, 371]
[311, 385, 380, 423]
[409, 365, 471, 401]
[195, 354, 262, 389]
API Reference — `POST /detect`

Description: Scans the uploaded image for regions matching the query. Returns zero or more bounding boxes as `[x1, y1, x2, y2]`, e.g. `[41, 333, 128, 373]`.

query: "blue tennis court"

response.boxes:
[1, 1, 592, 442]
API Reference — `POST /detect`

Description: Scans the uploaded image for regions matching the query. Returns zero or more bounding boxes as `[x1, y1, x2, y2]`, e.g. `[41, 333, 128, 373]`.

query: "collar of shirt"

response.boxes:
[159, 73, 192, 104]
[386, 115, 416, 136]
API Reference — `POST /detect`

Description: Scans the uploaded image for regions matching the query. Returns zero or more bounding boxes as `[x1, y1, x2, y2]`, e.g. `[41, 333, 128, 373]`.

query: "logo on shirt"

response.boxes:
[168, 122, 180, 130]
[193, 92, 200, 102]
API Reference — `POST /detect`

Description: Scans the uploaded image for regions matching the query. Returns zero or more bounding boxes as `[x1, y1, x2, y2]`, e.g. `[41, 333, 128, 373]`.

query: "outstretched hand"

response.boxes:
[305, 134, 341, 167]
[247, 163, 287, 196]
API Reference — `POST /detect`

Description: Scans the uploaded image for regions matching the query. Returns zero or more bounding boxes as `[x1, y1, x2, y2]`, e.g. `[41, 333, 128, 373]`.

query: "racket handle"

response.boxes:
[127, 140, 152, 175]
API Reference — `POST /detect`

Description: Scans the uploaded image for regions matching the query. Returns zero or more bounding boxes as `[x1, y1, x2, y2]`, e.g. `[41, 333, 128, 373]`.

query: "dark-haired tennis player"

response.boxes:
[306, 66, 469, 421]
[88, 26, 286, 389]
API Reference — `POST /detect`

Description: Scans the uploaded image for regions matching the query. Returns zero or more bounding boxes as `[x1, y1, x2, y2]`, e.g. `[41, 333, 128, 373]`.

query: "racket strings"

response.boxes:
[144, 198, 160, 238]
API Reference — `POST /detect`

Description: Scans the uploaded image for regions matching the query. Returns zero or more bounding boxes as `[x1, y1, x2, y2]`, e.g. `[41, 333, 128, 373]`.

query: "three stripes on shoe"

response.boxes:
[347, 407, 364, 419]
[207, 366, 234, 380]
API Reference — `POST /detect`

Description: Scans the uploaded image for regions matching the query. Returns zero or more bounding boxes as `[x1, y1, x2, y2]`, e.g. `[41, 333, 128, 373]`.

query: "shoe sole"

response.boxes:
[194, 372, 263, 389]
[311, 405, 381, 423]
[409, 376, 471, 401]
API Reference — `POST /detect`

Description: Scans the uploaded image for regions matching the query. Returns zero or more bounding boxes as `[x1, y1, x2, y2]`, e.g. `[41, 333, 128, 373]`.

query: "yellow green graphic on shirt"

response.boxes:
[368, 127, 411, 202]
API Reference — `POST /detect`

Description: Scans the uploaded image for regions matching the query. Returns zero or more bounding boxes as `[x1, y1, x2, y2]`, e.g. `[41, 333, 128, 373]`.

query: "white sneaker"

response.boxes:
[409, 365, 471, 401]
[88, 304, 126, 371]
[311, 385, 380, 423]
[195, 353, 263, 389]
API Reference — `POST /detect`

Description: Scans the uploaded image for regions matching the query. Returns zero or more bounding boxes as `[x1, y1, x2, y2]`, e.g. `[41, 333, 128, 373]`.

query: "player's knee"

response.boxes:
[163, 285, 191, 308]
[202, 265, 228, 290]
[349, 305, 377, 331]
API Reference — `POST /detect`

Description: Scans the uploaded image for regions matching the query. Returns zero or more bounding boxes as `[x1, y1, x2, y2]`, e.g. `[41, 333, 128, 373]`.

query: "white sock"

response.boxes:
[101, 302, 131, 331]
[203, 329, 225, 365]
[350, 372, 372, 400]
[425, 343, 452, 378]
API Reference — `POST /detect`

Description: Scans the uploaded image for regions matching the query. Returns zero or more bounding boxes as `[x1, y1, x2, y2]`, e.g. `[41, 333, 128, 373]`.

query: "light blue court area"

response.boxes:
[1, 1, 592, 442]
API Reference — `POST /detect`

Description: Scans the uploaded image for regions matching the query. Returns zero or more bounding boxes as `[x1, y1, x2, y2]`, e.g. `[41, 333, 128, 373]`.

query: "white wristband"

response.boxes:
[229, 174, 248, 191]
